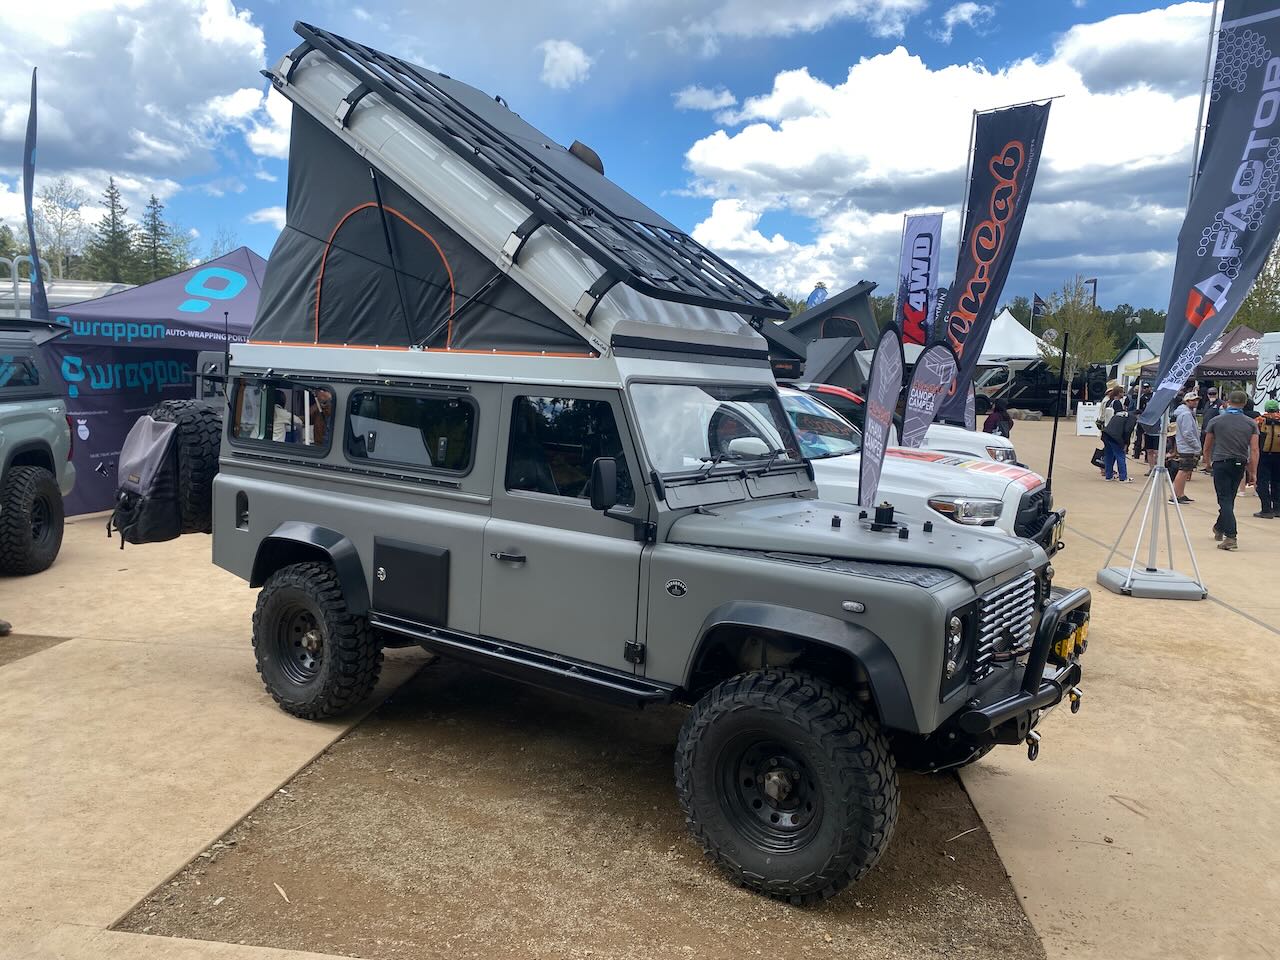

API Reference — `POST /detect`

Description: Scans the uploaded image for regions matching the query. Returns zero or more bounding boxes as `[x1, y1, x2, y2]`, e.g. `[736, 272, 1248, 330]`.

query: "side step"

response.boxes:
[370, 612, 677, 708]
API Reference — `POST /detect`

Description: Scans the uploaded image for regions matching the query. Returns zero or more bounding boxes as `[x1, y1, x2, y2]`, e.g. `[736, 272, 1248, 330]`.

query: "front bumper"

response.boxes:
[952, 585, 1091, 749]
[1026, 507, 1067, 557]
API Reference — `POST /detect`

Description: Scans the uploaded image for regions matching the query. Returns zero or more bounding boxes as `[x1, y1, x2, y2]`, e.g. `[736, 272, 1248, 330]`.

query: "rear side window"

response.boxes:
[346, 391, 475, 473]
[0, 354, 40, 390]
[506, 395, 634, 505]
[229, 379, 335, 452]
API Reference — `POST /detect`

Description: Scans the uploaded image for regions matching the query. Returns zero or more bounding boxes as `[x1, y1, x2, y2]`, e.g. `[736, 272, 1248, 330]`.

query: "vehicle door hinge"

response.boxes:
[624, 640, 646, 665]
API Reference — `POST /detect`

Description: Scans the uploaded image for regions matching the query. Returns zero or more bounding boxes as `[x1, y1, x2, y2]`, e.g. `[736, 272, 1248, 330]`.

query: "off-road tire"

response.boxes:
[252, 561, 382, 720]
[150, 399, 222, 534]
[675, 668, 899, 905]
[0, 466, 64, 575]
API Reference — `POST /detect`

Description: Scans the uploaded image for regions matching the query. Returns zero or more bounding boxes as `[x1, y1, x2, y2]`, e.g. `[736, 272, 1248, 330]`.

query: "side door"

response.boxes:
[481, 386, 649, 672]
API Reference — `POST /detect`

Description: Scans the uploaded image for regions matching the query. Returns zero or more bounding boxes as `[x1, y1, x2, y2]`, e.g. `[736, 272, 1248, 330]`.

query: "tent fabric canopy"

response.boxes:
[1196, 324, 1261, 378]
[45, 248, 264, 515]
[977, 309, 1049, 362]
[252, 109, 590, 354]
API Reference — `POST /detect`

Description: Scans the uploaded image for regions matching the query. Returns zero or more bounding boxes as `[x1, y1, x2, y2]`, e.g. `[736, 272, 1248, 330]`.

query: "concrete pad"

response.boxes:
[962, 421, 1280, 960]
[0, 916, 351, 960]
[0, 516, 255, 646]
[0, 635, 422, 929]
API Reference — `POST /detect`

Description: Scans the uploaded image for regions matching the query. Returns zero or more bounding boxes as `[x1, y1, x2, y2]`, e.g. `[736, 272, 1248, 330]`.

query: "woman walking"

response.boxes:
[1100, 383, 1132, 482]
[983, 398, 1014, 437]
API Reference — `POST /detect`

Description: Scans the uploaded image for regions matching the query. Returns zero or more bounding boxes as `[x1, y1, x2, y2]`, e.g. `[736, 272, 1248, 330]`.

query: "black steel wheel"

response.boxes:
[0, 465, 64, 575]
[252, 561, 382, 720]
[675, 668, 899, 905]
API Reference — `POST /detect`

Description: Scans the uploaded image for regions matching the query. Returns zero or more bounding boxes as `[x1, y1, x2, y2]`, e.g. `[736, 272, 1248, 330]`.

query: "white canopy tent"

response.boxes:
[978, 308, 1050, 362]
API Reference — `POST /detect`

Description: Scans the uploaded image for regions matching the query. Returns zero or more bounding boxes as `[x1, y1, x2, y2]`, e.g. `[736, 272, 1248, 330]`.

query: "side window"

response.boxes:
[229, 379, 335, 451]
[506, 396, 634, 506]
[0, 354, 40, 390]
[346, 391, 475, 473]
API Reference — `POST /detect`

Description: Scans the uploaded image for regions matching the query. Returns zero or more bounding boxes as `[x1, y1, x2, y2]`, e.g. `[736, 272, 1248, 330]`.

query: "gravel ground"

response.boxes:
[118, 659, 1044, 960]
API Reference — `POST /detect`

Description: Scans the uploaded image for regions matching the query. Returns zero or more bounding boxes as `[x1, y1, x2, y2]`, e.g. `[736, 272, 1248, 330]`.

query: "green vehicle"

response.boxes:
[0, 320, 75, 574]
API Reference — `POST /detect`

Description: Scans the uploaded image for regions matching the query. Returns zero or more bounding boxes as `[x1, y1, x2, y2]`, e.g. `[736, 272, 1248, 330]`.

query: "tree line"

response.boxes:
[0, 176, 240, 285]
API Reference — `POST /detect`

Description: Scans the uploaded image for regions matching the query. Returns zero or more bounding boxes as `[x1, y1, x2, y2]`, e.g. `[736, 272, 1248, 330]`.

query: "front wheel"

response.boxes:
[252, 561, 382, 720]
[0, 466, 64, 575]
[675, 669, 900, 904]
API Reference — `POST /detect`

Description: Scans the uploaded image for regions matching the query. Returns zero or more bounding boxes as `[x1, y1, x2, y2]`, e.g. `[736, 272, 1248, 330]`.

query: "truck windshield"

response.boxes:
[629, 382, 803, 476]
[779, 391, 862, 459]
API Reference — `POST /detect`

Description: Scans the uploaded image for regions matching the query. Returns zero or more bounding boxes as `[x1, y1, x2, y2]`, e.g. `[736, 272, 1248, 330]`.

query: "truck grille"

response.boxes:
[973, 571, 1037, 680]
[1014, 488, 1050, 538]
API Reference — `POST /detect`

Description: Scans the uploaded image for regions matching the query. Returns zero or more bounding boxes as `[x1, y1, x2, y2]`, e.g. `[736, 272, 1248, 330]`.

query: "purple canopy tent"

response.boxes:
[44, 248, 264, 514]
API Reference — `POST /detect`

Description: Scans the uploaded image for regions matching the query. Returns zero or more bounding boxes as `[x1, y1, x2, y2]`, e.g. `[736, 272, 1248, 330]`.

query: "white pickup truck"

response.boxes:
[777, 387, 1064, 556]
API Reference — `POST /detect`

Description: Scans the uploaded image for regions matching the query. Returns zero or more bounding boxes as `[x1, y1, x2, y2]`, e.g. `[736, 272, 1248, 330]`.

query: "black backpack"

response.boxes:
[107, 415, 183, 547]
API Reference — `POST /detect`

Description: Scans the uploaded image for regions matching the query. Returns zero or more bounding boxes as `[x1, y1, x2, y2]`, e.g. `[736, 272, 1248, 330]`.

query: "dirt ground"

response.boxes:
[117, 659, 1043, 960]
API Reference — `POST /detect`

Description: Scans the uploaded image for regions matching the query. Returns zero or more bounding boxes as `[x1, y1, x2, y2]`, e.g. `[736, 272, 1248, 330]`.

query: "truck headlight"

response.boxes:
[928, 496, 1004, 525]
[945, 615, 965, 678]
[985, 446, 1018, 463]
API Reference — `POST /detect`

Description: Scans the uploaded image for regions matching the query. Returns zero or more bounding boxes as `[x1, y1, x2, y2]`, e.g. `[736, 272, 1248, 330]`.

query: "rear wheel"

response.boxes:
[675, 668, 899, 904]
[150, 399, 222, 533]
[0, 466, 64, 575]
[252, 561, 382, 719]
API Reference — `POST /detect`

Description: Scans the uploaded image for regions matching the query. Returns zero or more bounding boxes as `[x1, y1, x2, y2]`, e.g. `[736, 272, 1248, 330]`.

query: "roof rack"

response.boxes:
[279, 22, 789, 324]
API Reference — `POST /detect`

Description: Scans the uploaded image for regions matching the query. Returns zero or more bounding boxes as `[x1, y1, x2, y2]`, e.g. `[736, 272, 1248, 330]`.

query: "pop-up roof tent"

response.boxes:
[45, 247, 264, 514]
[254, 23, 788, 361]
[772, 280, 879, 388]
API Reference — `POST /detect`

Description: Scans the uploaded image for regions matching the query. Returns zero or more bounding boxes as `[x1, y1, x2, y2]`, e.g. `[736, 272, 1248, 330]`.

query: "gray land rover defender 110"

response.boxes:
[184, 24, 1092, 904]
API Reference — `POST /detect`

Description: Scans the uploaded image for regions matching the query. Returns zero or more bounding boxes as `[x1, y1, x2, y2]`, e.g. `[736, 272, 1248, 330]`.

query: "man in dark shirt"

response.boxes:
[1202, 390, 1261, 551]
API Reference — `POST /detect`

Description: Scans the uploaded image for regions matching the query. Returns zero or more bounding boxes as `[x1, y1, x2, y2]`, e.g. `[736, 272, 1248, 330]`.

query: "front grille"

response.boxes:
[1014, 488, 1049, 537]
[973, 571, 1037, 680]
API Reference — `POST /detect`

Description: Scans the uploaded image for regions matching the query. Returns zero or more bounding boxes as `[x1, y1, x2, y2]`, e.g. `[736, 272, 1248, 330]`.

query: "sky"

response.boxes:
[0, 0, 1219, 311]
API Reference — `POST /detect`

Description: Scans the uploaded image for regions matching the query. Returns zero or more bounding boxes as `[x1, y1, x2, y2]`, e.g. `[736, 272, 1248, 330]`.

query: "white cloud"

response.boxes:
[253, 169, 278, 183]
[686, 0, 928, 42]
[935, 2, 995, 44]
[244, 87, 292, 159]
[245, 205, 285, 230]
[1055, 1, 1208, 95]
[538, 40, 593, 90]
[675, 85, 738, 111]
[681, 2, 1214, 306]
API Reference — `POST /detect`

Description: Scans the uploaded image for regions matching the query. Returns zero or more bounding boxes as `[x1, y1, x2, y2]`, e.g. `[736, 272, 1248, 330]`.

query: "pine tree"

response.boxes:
[83, 178, 138, 283]
[0, 223, 18, 260]
[139, 194, 179, 281]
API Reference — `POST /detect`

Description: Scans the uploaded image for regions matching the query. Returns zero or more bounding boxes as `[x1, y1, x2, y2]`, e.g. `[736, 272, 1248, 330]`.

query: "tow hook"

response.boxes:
[1026, 730, 1042, 761]
[1069, 686, 1083, 714]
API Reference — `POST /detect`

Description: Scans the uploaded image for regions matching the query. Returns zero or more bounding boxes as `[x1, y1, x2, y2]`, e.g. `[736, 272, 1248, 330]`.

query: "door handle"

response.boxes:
[489, 551, 526, 564]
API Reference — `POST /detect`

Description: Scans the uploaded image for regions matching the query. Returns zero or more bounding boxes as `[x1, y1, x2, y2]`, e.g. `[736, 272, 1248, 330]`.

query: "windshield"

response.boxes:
[779, 391, 862, 459]
[629, 382, 803, 475]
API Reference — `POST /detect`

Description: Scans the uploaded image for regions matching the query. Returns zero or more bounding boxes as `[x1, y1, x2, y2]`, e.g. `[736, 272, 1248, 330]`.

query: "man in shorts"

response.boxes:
[1203, 390, 1261, 551]
[1171, 391, 1201, 503]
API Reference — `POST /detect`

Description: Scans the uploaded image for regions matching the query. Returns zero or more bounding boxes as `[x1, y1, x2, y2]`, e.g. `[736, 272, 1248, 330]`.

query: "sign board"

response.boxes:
[1255, 331, 1280, 409]
[1076, 402, 1101, 437]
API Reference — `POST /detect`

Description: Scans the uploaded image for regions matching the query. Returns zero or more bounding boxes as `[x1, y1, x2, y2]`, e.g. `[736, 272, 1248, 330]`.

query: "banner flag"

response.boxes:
[858, 325, 904, 508]
[936, 101, 1052, 421]
[900, 343, 959, 447]
[1141, 2, 1280, 426]
[895, 213, 944, 345]
[22, 68, 49, 320]
[964, 382, 977, 431]
[805, 283, 829, 309]
[1032, 293, 1050, 319]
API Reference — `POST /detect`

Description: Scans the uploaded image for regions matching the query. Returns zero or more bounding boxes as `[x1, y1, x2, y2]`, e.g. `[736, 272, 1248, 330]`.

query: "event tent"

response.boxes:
[978, 308, 1049, 361]
[44, 247, 264, 514]
[1196, 324, 1261, 378]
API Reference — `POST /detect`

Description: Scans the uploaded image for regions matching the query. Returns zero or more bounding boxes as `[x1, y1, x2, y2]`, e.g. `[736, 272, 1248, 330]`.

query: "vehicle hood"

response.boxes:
[927, 422, 1013, 451]
[667, 497, 1038, 583]
[881, 447, 1042, 496]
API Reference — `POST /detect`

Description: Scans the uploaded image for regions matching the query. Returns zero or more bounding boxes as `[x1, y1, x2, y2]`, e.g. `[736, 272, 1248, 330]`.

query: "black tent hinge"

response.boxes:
[573, 274, 620, 326]
[278, 40, 314, 84]
[624, 641, 646, 665]
[335, 82, 373, 128]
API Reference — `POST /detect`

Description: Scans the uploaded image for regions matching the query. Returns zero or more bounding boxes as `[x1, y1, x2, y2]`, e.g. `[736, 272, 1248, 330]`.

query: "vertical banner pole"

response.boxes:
[890, 213, 907, 326]
[956, 110, 977, 281]
[1187, 0, 1221, 204]
[1045, 332, 1069, 499]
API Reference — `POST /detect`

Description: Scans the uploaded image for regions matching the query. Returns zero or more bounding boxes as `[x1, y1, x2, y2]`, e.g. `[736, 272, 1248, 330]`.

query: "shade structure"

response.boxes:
[978, 309, 1049, 362]
[1195, 324, 1261, 379]
[44, 248, 263, 514]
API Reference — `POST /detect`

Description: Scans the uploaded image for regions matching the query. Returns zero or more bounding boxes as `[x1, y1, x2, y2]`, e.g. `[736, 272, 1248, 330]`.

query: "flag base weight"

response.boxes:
[1096, 565, 1207, 600]
[1095, 419, 1206, 602]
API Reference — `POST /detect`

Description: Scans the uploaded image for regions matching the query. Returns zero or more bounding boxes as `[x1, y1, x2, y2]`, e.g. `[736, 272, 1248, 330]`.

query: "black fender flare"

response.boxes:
[3, 439, 56, 476]
[687, 601, 916, 731]
[250, 522, 370, 616]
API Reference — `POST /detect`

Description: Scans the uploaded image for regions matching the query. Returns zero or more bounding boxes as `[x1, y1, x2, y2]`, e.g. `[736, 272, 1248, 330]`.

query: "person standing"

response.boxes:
[1133, 383, 1154, 461]
[983, 398, 1014, 437]
[1171, 391, 1201, 503]
[1199, 387, 1222, 473]
[1255, 398, 1280, 518]
[1203, 390, 1261, 551]
[1099, 383, 1132, 482]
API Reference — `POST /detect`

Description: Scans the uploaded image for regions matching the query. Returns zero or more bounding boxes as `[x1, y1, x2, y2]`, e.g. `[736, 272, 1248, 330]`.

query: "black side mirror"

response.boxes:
[590, 457, 618, 512]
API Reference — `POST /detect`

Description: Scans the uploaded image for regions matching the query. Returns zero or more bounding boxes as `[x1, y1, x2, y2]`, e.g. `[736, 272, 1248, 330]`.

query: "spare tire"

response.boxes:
[150, 399, 222, 534]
